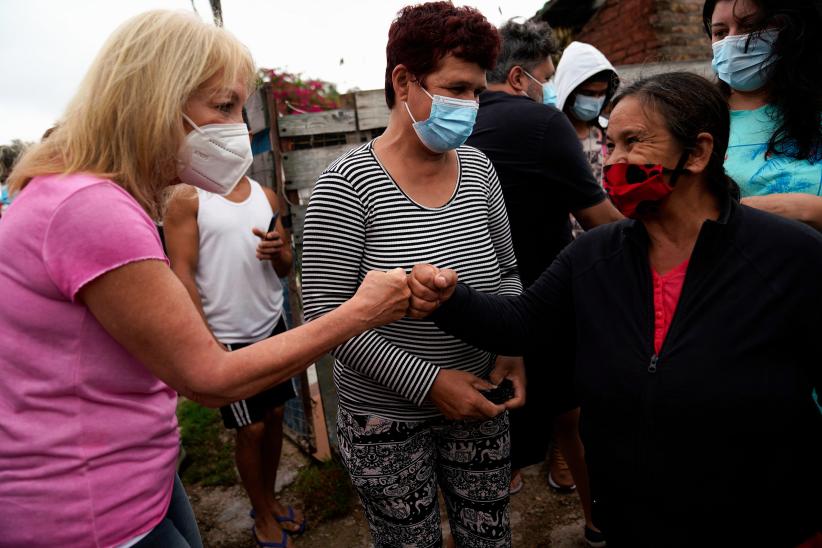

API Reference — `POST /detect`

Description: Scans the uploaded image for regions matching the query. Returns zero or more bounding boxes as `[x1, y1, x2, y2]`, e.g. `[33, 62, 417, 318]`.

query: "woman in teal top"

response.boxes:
[704, 0, 822, 231]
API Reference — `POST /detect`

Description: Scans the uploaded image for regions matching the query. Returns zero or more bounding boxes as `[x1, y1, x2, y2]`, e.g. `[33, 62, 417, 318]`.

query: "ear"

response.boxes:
[685, 132, 714, 175]
[392, 64, 413, 104]
[506, 65, 528, 94]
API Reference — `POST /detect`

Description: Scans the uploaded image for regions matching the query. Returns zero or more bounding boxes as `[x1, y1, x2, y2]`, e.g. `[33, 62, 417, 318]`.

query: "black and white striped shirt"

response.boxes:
[301, 141, 522, 420]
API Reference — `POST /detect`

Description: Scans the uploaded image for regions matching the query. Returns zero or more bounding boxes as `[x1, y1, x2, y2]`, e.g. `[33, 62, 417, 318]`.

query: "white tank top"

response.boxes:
[195, 179, 284, 344]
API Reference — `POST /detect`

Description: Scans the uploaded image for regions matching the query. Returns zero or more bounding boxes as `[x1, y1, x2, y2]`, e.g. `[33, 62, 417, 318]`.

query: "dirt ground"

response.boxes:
[186, 439, 588, 548]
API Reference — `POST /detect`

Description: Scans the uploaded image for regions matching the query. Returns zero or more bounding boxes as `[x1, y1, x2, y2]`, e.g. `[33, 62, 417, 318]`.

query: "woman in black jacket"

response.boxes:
[408, 72, 822, 547]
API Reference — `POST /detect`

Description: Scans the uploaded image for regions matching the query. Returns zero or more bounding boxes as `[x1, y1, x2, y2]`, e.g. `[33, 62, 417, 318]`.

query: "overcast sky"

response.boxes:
[0, 0, 545, 144]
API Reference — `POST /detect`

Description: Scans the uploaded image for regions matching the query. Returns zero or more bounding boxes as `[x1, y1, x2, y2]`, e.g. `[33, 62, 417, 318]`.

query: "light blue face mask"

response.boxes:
[523, 70, 557, 106]
[404, 83, 478, 153]
[711, 29, 779, 92]
[572, 94, 606, 122]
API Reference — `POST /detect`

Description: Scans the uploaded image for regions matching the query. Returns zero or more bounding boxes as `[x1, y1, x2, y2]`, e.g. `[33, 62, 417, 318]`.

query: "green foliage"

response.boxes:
[292, 459, 355, 523]
[177, 399, 237, 486]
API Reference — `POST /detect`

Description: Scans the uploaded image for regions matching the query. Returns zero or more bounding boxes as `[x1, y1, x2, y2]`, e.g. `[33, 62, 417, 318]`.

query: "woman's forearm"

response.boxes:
[185, 268, 412, 406]
[83, 261, 409, 408]
[742, 194, 822, 231]
[187, 299, 368, 406]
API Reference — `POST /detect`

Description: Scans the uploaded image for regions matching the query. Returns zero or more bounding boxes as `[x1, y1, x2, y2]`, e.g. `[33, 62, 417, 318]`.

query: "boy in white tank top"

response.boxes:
[165, 167, 305, 546]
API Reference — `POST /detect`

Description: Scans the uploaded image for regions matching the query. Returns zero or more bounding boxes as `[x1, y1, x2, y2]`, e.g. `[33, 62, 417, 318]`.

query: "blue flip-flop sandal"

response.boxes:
[249, 507, 307, 535]
[275, 506, 306, 535]
[252, 525, 288, 548]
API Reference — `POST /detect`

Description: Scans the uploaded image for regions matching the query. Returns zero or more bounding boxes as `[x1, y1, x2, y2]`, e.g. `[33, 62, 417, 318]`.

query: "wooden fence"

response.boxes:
[244, 86, 390, 459]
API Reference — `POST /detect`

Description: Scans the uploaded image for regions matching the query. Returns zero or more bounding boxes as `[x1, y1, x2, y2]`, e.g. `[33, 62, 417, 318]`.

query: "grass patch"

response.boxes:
[293, 459, 355, 523]
[177, 399, 237, 487]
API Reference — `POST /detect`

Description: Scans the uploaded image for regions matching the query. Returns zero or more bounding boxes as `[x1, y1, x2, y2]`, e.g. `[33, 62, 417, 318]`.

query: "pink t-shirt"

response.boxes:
[0, 174, 179, 547]
[651, 259, 690, 355]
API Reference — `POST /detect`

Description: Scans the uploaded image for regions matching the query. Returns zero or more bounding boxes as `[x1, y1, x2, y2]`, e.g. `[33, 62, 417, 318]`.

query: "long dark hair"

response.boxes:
[613, 72, 739, 198]
[703, 0, 822, 162]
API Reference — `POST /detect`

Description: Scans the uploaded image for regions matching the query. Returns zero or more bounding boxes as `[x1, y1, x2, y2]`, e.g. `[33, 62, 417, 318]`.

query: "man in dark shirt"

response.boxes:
[467, 19, 621, 546]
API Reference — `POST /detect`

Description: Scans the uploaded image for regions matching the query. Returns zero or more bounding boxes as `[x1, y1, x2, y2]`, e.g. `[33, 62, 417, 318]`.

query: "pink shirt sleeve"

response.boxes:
[42, 181, 168, 301]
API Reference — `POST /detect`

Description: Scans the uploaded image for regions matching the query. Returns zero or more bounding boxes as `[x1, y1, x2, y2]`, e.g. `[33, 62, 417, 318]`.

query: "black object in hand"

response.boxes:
[266, 212, 279, 238]
[267, 212, 279, 233]
[481, 378, 514, 404]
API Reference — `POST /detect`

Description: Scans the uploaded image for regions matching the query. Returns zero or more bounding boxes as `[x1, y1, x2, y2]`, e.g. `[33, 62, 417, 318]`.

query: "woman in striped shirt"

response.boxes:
[301, 3, 525, 547]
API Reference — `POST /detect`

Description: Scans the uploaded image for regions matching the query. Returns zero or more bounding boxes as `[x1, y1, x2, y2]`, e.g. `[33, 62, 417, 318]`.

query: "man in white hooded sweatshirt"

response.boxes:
[467, 20, 621, 548]
[554, 42, 620, 185]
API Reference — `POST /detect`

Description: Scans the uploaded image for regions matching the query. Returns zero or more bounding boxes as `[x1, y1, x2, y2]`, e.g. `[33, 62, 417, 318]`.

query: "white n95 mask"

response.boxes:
[177, 113, 253, 195]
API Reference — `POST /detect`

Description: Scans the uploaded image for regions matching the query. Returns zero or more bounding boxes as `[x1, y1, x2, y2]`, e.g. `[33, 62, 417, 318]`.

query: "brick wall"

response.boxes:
[575, 0, 659, 64]
[652, 0, 711, 61]
[573, 0, 710, 64]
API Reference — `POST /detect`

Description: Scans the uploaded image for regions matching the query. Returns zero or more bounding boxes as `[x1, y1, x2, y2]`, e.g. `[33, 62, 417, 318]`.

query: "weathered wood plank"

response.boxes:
[278, 109, 356, 137]
[247, 151, 275, 187]
[290, 204, 308, 246]
[245, 89, 268, 134]
[355, 90, 390, 131]
[282, 144, 356, 192]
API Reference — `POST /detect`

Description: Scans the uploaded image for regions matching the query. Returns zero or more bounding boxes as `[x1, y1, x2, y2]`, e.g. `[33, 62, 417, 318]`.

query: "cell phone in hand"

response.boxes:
[266, 212, 279, 239]
[481, 378, 515, 405]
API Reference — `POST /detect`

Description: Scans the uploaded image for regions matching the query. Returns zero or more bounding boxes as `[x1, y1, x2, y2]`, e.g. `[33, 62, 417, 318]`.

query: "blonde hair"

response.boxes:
[8, 10, 255, 219]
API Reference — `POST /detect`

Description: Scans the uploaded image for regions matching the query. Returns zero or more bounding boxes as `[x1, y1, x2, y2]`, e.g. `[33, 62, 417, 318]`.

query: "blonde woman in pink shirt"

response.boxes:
[0, 11, 409, 548]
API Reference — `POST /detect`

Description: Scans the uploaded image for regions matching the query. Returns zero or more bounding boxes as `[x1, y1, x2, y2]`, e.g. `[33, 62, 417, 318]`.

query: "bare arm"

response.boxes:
[163, 187, 206, 319]
[78, 260, 409, 408]
[572, 198, 624, 231]
[741, 194, 822, 232]
[252, 186, 293, 276]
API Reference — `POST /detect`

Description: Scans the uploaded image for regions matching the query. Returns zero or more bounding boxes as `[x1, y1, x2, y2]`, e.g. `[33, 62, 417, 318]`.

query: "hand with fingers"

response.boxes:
[428, 368, 507, 421]
[490, 355, 527, 410]
[407, 263, 459, 319]
[252, 227, 285, 261]
[349, 268, 412, 329]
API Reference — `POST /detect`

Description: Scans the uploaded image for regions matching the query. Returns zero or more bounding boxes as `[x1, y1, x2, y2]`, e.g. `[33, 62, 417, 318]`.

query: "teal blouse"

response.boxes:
[725, 105, 822, 197]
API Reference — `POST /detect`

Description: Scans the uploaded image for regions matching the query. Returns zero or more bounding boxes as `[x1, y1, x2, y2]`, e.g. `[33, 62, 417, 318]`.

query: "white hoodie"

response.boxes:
[554, 41, 618, 112]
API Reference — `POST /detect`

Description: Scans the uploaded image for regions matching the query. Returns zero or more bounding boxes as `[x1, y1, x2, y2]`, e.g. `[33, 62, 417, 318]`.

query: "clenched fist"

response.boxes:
[350, 268, 411, 329]
[407, 263, 458, 319]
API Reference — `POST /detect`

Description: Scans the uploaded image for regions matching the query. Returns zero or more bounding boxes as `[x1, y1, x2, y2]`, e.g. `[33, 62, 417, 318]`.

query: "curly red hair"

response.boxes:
[384, 2, 500, 108]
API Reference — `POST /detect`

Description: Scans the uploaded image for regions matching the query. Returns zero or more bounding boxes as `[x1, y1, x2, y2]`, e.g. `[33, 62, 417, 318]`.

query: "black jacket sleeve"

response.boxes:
[539, 110, 606, 212]
[432, 248, 574, 357]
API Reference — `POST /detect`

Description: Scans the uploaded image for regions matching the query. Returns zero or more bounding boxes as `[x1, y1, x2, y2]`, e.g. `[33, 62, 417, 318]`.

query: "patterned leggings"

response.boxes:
[337, 407, 511, 548]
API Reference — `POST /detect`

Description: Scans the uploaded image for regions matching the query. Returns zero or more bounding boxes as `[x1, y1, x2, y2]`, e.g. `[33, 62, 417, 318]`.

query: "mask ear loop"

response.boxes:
[665, 148, 694, 187]
[403, 78, 434, 124]
[181, 113, 206, 135]
[403, 102, 419, 124]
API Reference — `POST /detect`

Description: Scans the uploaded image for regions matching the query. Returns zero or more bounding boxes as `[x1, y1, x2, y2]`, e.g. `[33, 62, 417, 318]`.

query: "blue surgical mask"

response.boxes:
[711, 29, 778, 92]
[523, 70, 557, 106]
[572, 94, 606, 122]
[404, 83, 478, 153]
